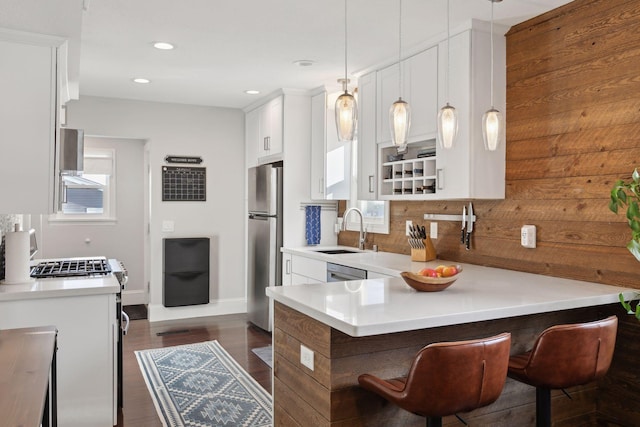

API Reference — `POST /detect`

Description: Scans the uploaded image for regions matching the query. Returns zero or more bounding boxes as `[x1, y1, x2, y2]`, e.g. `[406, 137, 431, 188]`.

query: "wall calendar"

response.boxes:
[162, 166, 206, 201]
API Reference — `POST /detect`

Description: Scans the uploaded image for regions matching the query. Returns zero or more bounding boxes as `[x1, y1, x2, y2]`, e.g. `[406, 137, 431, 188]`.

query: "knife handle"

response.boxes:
[465, 232, 471, 250]
[461, 229, 466, 244]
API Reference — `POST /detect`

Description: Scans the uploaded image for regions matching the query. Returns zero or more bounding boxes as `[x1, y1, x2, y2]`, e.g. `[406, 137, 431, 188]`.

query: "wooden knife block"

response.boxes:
[410, 237, 437, 262]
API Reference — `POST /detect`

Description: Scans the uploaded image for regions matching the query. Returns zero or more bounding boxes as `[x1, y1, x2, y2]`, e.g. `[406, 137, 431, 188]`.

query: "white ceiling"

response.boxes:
[2, 0, 574, 110]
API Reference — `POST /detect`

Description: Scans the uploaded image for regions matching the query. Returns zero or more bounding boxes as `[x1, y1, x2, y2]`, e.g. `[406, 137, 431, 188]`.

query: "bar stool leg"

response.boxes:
[536, 387, 551, 427]
[426, 416, 442, 427]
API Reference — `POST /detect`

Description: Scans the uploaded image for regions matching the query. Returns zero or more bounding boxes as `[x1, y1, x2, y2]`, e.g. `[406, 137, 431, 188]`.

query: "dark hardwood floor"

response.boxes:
[117, 313, 273, 426]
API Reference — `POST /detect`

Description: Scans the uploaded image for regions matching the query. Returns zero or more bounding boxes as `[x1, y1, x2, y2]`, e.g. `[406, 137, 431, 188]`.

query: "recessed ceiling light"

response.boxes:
[245, 90, 260, 95]
[153, 41, 175, 50]
[132, 78, 151, 84]
[293, 59, 315, 67]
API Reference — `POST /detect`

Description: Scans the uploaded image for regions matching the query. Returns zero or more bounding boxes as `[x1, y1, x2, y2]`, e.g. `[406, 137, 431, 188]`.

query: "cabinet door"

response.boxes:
[267, 95, 283, 155]
[376, 64, 399, 144]
[0, 39, 56, 214]
[405, 46, 438, 143]
[245, 108, 259, 168]
[436, 31, 472, 199]
[357, 72, 378, 200]
[257, 96, 284, 162]
[282, 252, 292, 285]
[325, 91, 351, 200]
[310, 92, 326, 199]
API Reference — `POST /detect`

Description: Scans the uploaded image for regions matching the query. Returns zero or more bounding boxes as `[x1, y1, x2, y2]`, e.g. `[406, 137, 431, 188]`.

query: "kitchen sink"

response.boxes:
[313, 249, 362, 255]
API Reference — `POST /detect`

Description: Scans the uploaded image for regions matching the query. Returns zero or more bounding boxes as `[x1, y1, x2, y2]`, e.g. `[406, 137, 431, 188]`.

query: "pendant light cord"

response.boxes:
[446, 0, 450, 103]
[344, 0, 348, 88]
[398, 0, 403, 99]
[490, 0, 495, 108]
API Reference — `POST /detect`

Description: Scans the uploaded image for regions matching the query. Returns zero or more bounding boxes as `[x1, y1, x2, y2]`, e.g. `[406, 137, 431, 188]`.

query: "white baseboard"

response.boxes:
[122, 290, 147, 306]
[148, 298, 247, 322]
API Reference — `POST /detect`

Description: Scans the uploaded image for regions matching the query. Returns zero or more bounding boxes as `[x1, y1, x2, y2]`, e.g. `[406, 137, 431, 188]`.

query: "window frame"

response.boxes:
[50, 147, 117, 223]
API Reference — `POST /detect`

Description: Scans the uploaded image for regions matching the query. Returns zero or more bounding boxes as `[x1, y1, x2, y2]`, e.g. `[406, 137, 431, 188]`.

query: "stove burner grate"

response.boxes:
[30, 258, 112, 278]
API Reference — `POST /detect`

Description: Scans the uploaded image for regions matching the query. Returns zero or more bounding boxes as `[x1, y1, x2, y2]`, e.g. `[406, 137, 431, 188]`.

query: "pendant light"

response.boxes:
[335, 0, 357, 142]
[482, 0, 504, 151]
[390, 0, 411, 153]
[437, 0, 458, 150]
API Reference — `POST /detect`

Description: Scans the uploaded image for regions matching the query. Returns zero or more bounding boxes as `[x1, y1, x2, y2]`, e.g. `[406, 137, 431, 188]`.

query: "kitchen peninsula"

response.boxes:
[267, 256, 634, 426]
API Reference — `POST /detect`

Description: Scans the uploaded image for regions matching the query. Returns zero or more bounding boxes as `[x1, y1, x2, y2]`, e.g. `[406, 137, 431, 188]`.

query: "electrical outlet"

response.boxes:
[430, 222, 438, 239]
[521, 225, 536, 248]
[300, 344, 314, 371]
[406, 220, 413, 236]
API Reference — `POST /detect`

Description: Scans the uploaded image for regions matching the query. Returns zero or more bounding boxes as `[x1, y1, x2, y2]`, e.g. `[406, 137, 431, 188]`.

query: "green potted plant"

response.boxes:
[609, 168, 640, 320]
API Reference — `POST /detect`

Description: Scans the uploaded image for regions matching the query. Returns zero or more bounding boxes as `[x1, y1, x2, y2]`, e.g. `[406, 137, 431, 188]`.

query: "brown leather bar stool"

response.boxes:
[358, 332, 511, 427]
[508, 315, 618, 427]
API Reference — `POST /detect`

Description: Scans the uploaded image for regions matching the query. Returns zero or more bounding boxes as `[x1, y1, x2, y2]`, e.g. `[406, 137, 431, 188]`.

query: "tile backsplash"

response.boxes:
[0, 214, 22, 281]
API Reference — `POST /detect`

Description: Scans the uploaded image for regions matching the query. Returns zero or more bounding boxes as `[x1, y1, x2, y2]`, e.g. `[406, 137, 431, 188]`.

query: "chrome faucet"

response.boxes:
[342, 207, 367, 250]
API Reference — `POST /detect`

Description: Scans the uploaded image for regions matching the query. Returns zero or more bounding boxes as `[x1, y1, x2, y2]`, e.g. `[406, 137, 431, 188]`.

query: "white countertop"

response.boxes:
[269, 251, 635, 337]
[0, 276, 120, 301]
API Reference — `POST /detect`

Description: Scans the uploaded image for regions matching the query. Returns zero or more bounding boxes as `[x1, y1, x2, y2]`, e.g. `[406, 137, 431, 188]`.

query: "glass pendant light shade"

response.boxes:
[335, 90, 357, 142]
[390, 97, 411, 150]
[482, 108, 504, 151]
[437, 103, 458, 149]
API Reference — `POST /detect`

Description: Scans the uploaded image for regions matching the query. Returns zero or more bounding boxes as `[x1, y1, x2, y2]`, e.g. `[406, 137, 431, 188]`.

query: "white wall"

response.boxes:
[37, 136, 147, 305]
[65, 96, 245, 321]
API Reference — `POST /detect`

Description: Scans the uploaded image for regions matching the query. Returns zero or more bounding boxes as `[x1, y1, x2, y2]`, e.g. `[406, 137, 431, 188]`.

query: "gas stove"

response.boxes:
[30, 257, 112, 278]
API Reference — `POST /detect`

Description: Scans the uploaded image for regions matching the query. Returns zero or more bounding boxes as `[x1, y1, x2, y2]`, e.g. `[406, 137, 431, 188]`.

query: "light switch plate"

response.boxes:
[406, 220, 413, 236]
[430, 222, 438, 239]
[162, 220, 174, 232]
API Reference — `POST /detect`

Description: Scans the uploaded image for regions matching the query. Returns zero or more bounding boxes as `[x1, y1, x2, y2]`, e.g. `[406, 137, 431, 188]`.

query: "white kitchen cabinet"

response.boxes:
[310, 89, 351, 200]
[282, 252, 292, 286]
[245, 107, 259, 168]
[282, 253, 327, 285]
[376, 46, 438, 146]
[0, 30, 64, 214]
[256, 95, 283, 163]
[376, 25, 505, 200]
[357, 72, 378, 200]
[0, 292, 118, 427]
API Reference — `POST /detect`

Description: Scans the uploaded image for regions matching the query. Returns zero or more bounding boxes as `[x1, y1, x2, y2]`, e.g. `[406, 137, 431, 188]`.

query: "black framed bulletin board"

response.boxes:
[162, 166, 206, 201]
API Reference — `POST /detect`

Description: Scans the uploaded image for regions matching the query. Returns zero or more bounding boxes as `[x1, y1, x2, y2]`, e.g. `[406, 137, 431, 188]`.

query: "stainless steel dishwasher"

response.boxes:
[326, 262, 367, 282]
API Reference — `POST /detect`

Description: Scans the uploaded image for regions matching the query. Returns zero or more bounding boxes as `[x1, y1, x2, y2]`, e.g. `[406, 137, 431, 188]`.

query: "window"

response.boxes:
[344, 139, 390, 234]
[54, 148, 116, 221]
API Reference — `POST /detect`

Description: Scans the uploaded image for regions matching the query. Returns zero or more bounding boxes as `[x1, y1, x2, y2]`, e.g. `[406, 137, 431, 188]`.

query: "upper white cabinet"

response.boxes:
[310, 89, 351, 200]
[368, 23, 505, 200]
[245, 108, 259, 168]
[248, 95, 283, 164]
[357, 72, 378, 200]
[376, 46, 438, 145]
[0, 30, 65, 214]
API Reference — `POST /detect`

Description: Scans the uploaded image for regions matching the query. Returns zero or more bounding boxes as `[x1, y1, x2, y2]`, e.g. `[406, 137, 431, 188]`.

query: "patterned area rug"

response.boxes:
[135, 340, 272, 426]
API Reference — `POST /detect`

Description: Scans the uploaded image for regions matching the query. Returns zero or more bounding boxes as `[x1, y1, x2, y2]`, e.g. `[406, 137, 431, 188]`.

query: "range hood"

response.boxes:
[59, 128, 84, 174]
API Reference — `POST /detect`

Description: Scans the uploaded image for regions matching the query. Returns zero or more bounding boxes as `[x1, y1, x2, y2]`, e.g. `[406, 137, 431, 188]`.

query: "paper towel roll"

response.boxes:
[4, 230, 32, 284]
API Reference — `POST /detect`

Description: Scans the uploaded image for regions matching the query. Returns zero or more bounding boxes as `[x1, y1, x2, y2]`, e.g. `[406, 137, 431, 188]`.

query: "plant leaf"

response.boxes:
[609, 198, 619, 213]
[627, 239, 640, 262]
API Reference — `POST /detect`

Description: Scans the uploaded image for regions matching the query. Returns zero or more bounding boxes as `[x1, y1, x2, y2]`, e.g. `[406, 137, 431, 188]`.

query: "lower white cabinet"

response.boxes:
[0, 293, 118, 427]
[282, 253, 327, 285]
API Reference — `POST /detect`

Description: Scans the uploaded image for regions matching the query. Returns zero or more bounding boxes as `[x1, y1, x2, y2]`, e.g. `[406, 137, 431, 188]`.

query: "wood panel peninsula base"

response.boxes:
[267, 266, 637, 426]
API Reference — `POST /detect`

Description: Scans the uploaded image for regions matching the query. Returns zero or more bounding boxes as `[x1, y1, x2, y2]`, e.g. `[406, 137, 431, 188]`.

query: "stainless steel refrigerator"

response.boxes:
[247, 163, 283, 331]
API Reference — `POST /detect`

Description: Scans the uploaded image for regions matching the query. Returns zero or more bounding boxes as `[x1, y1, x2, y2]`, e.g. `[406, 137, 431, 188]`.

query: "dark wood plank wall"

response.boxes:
[337, 1, 640, 424]
[339, 0, 640, 292]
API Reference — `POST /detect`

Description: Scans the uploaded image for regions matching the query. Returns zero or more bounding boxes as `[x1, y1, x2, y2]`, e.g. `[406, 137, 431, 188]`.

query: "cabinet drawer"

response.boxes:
[291, 256, 326, 283]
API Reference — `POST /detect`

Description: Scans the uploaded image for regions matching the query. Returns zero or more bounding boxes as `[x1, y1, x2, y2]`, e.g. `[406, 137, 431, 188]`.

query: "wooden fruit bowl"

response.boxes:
[400, 270, 461, 292]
